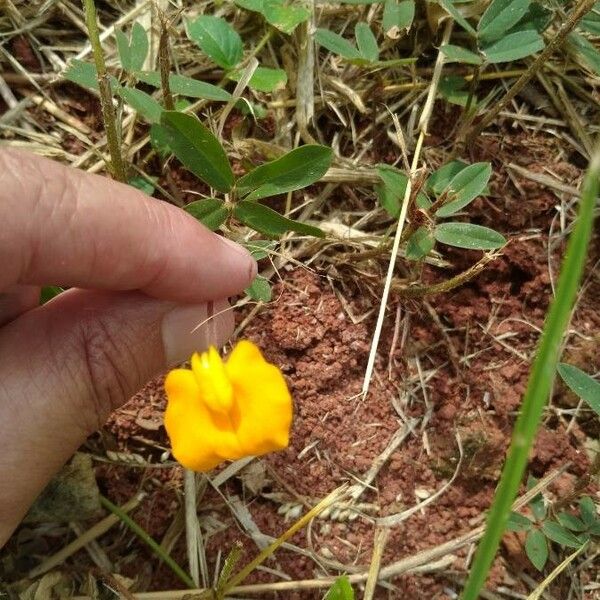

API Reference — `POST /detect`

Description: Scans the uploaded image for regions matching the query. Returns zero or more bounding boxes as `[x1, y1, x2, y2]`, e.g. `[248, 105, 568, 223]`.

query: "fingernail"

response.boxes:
[219, 236, 258, 281]
[162, 299, 234, 365]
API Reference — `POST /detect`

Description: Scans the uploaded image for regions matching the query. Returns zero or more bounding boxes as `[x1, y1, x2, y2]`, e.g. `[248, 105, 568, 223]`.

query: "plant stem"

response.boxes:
[159, 14, 175, 111]
[100, 495, 195, 588]
[393, 252, 499, 298]
[466, 0, 596, 144]
[81, 0, 126, 182]
[460, 149, 600, 600]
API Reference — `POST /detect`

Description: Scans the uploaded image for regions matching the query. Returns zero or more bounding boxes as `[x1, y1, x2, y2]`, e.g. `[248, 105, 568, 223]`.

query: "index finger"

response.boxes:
[0, 149, 256, 302]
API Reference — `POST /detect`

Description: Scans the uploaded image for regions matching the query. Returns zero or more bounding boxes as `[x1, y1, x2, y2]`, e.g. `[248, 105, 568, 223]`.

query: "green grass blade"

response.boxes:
[100, 495, 195, 588]
[460, 152, 600, 600]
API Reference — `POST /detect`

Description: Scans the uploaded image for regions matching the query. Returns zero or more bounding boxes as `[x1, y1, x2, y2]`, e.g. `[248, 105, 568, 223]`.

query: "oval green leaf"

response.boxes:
[578, 496, 597, 527]
[525, 528, 548, 571]
[383, 0, 415, 38]
[436, 162, 492, 217]
[237, 145, 333, 201]
[557, 512, 587, 532]
[315, 28, 362, 60]
[506, 512, 532, 532]
[116, 22, 149, 72]
[355, 22, 379, 62]
[542, 521, 584, 549]
[187, 15, 243, 69]
[406, 226, 435, 260]
[478, 0, 530, 42]
[441, 44, 483, 65]
[136, 71, 232, 101]
[245, 275, 272, 302]
[557, 363, 600, 416]
[184, 198, 229, 231]
[482, 29, 544, 64]
[115, 87, 163, 123]
[434, 222, 506, 249]
[229, 66, 287, 93]
[427, 160, 469, 195]
[160, 111, 234, 192]
[324, 575, 354, 600]
[234, 202, 324, 238]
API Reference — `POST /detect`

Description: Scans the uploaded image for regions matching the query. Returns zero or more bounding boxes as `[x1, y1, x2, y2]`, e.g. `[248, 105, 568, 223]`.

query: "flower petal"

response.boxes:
[164, 369, 242, 471]
[225, 341, 292, 456]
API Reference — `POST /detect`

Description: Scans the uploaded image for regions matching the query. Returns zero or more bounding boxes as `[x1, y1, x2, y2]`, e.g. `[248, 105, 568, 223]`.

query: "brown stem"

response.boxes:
[159, 15, 175, 111]
[392, 251, 500, 298]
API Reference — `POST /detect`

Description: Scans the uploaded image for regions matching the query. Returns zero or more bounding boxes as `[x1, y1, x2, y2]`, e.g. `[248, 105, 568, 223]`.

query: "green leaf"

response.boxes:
[557, 363, 600, 416]
[136, 71, 232, 101]
[229, 66, 287, 93]
[568, 32, 600, 76]
[234, 202, 324, 238]
[528, 477, 547, 521]
[235, 0, 309, 33]
[315, 28, 362, 60]
[40, 286, 63, 304]
[478, 0, 530, 42]
[525, 528, 548, 571]
[245, 239, 276, 260]
[115, 87, 163, 123]
[116, 22, 149, 72]
[438, 75, 471, 107]
[128, 175, 156, 196]
[376, 165, 408, 218]
[376, 165, 429, 217]
[427, 160, 469, 195]
[149, 123, 171, 157]
[355, 22, 379, 62]
[436, 162, 492, 217]
[382, 0, 415, 37]
[406, 227, 435, 260]
[187, 15, 243, 69]
[482, 29, 544, 63]
[542, 521, 584, 549]
[557, 512, 587, 532]
[237, 145, 333, 201]
[434, 222, 506, 250]
[160, 111, 234, 193]
[245, 275, 272, 302]
[262, 1, 311, 34]
[184, 198, 229, 231]
[324, 575, 354, 600]
[440, 44, 483, 65]
[506, 512, 533, 532]
[64, 60, 100, 91]
[581, 3, 600, 35]
[438, 0, 477, 36]
[579, 496, 598, 527]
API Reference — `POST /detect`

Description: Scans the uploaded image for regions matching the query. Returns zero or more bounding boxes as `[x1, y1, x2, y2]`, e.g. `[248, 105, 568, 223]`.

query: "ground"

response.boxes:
[1, 1, 599, 598]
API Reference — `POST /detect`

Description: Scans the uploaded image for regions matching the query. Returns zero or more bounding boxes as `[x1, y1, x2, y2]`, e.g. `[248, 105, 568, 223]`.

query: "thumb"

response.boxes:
[0, 289, 232, 545]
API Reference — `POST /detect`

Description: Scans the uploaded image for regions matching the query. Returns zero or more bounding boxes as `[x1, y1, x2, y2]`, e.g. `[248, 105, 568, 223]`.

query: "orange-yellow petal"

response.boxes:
[164, 369, 242, 472]
[225, 340, 292, 457]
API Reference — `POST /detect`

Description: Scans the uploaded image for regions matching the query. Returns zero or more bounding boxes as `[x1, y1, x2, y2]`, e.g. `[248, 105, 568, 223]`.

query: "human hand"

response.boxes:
[0, 149, 256, 546]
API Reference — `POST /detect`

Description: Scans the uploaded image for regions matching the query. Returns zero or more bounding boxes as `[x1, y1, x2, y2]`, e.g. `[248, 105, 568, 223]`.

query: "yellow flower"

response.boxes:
[164, 340, 292, 472]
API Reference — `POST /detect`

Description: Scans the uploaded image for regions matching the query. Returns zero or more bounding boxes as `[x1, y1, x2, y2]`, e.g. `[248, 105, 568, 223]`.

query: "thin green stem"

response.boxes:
[100, 495, 195, 589]
[460, 150, 600, 600]
[81, 0, 126, 181]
